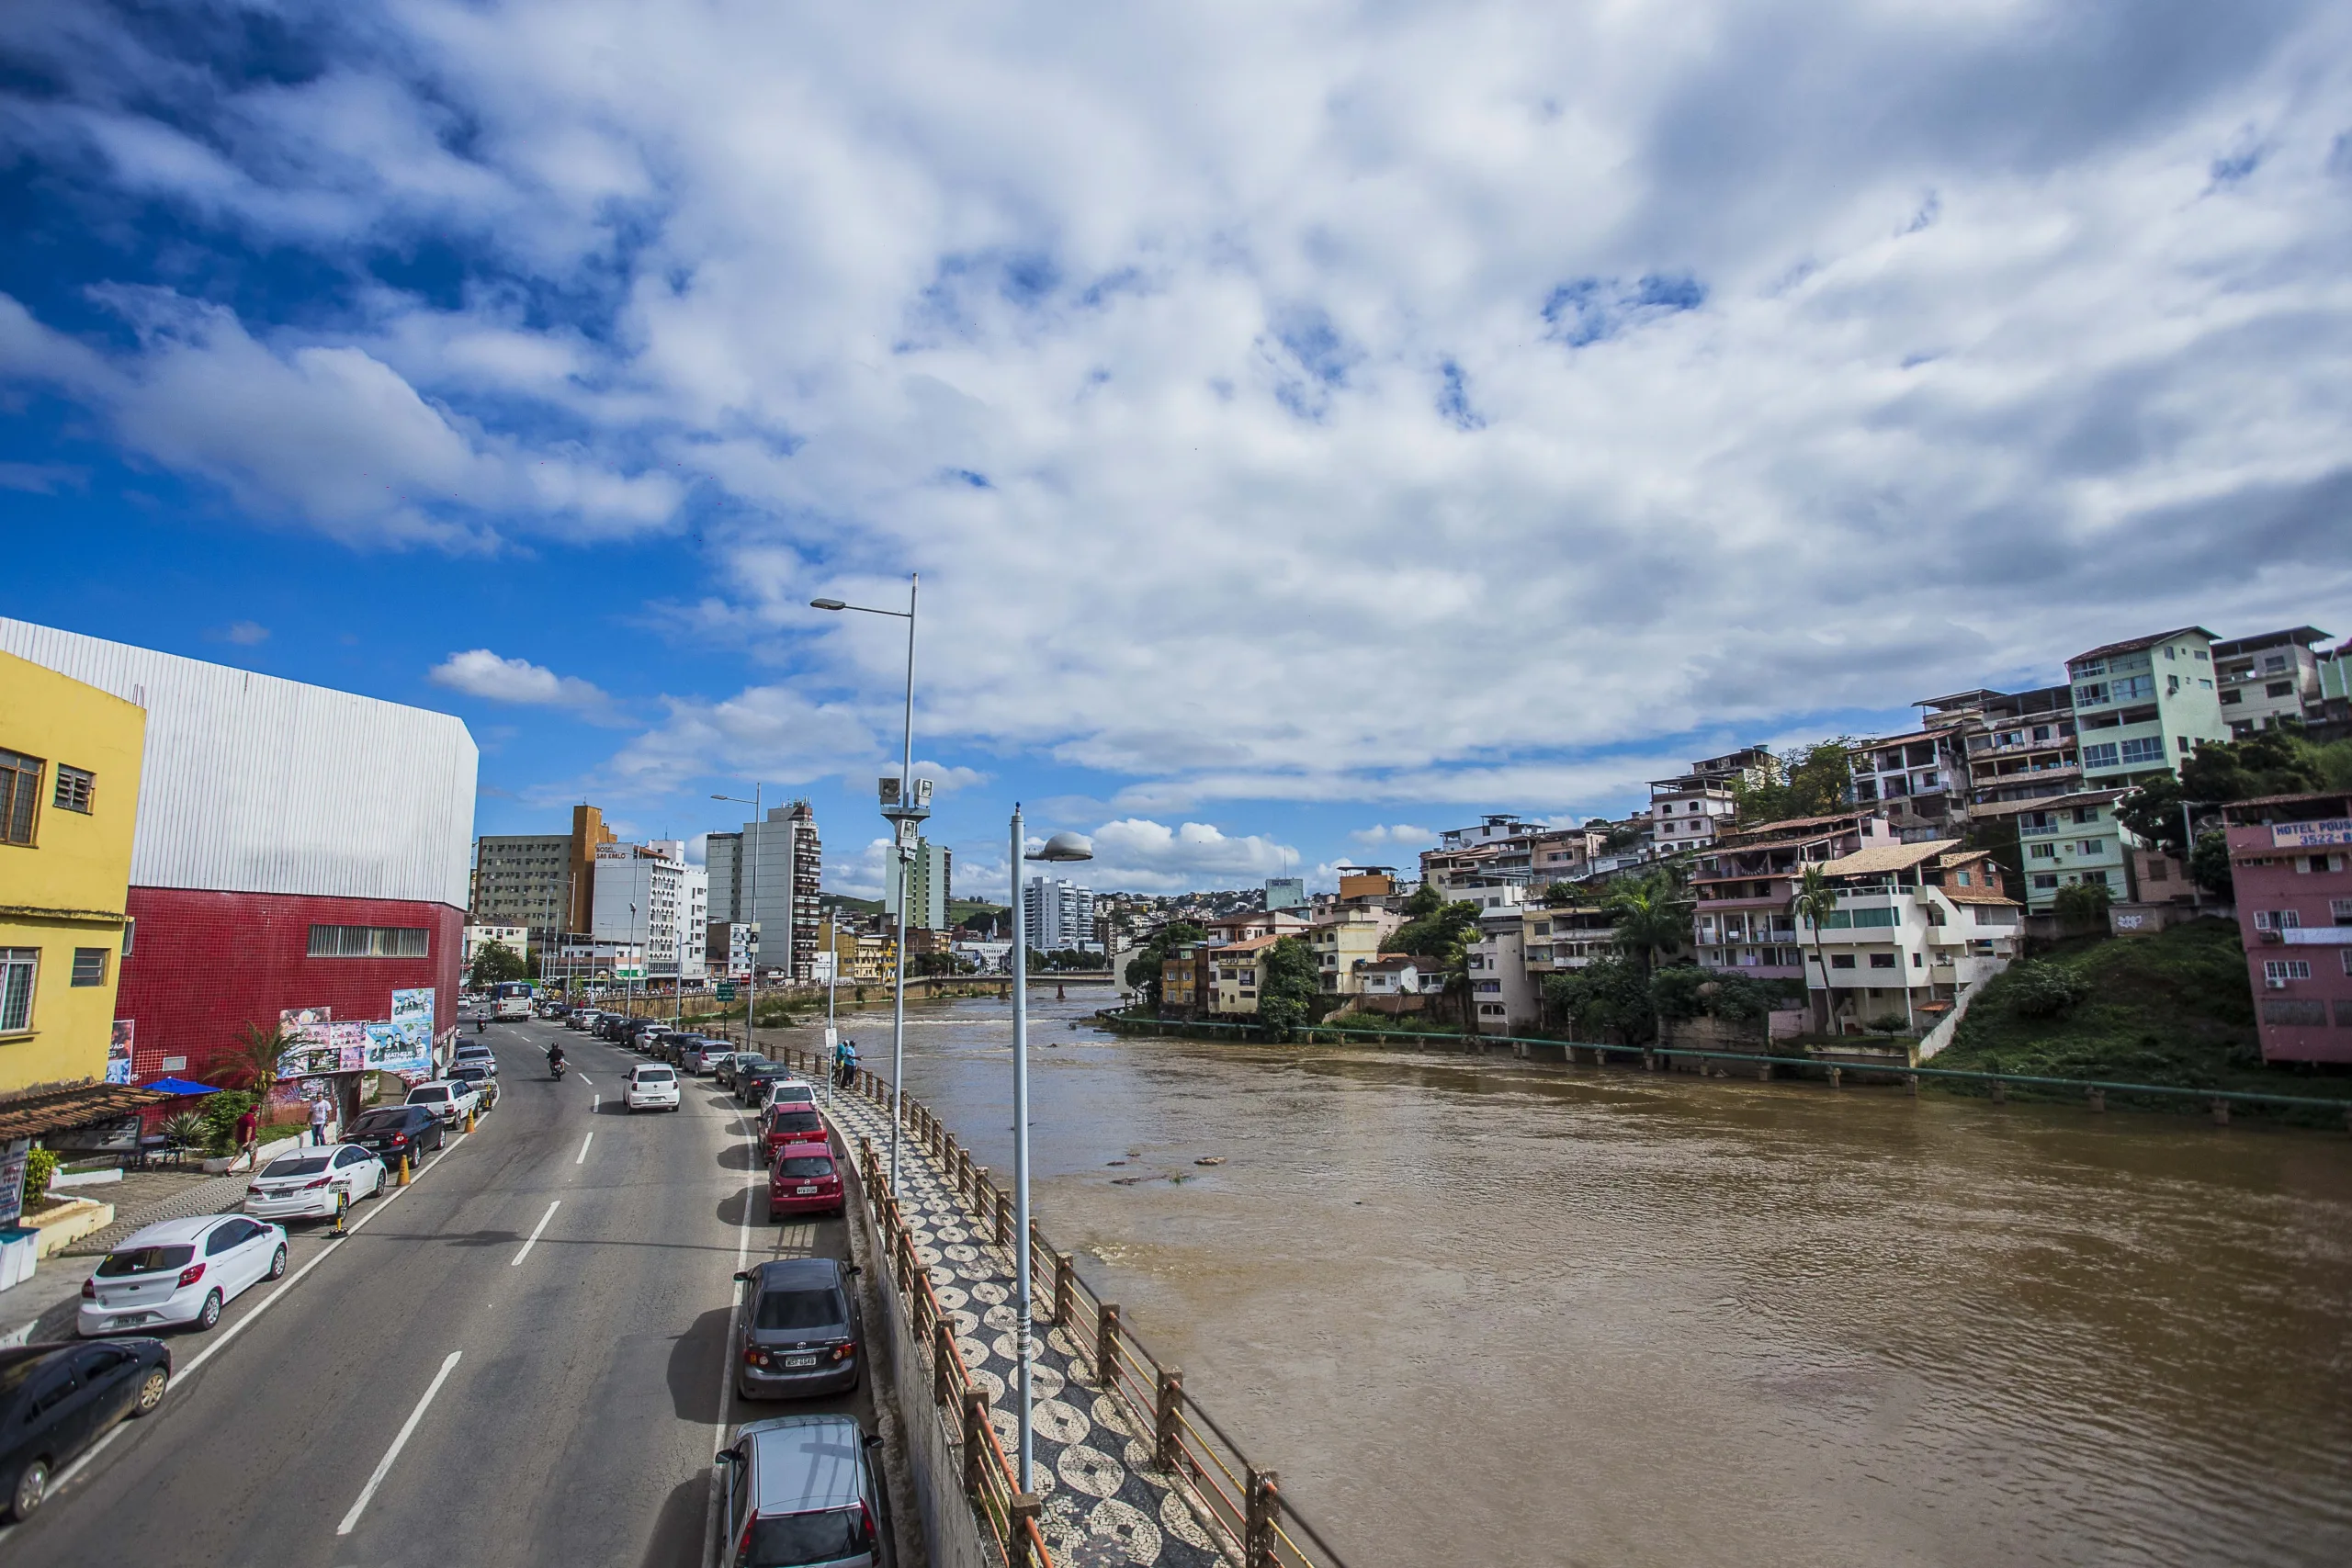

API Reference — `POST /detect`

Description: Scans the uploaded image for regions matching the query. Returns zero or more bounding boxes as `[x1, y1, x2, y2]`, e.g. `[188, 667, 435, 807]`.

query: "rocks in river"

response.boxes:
[1193, 1156, 1224, 1166]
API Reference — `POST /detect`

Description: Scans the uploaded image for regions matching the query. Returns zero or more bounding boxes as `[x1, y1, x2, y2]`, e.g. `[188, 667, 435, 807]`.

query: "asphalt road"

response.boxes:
[2, 1018, 874, 1567]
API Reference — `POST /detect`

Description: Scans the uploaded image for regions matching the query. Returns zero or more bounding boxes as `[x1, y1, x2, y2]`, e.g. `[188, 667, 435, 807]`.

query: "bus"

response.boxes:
[492, 981, 536, 1021]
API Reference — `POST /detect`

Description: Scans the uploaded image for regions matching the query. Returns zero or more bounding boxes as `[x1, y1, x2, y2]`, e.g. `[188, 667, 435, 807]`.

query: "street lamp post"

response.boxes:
[1010, 810, 1092, 1495]
[811, 576, 921, 1188]
[712, 785, 765, 1054]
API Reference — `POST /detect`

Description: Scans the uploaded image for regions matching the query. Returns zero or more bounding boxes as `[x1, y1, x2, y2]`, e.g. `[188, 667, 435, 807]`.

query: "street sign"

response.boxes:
[717, 983, 737, 1000]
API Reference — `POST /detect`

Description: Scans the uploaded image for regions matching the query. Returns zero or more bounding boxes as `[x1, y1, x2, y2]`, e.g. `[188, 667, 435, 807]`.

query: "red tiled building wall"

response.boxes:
[115, 887, 464, 1081]
[2227, 827, 2352, 1065]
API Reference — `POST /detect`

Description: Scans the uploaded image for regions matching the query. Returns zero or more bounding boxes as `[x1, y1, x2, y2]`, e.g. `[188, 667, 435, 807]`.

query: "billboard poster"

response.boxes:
[107, 1020, 134, 1086]
[2272, 819, 2352, 849]
[277, 1005, 338, 1077]
[280, 1005, 333, 1031]
[365, 1021, 429, 1077]
[327, 1021, 368, 1072]
[390, 987, 434, 1044]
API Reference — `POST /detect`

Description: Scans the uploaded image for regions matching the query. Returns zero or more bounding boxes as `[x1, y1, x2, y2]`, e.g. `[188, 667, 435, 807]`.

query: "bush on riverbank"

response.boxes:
[1937, 918, 2352, 1108]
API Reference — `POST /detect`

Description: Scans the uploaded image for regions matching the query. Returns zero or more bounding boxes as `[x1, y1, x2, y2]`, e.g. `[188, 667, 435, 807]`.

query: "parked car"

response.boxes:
[768, 1147, 844, 1218]
[568, 1010, 598, 1032]
[243, 1145, 386, 1222]
[627, 1020, 664, 1053]
[717, 1413, 890, 1567]
[683, 1039, 731, 1076]
[78, 1215, 288, 1337]
[0, 1338, 172, 1520]
[762, 1107, 830, 1161]
[344, 1104, 445, 1161]
[737, 1058, 795, 1105]
[451, 1043, 500, 1077]
[625, 1064, 681, 1112]
[730, 1259, 865, 1400]
[714, 1052, 746, 1089]
[447, 1066, 500, 1110]
[759, 1079, 817, 1115]
[404, 1079, 481, 1127]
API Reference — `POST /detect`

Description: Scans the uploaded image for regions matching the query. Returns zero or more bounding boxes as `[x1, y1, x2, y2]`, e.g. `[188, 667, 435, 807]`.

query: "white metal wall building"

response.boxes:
[0, 618, 477, 903]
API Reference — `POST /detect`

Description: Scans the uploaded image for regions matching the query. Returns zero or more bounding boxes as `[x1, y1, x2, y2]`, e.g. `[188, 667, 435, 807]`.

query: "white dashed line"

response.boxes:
[337, 1350, 462, 1536]
[511, 1200, 560, 1267]
[576, 1130, 594, 1165]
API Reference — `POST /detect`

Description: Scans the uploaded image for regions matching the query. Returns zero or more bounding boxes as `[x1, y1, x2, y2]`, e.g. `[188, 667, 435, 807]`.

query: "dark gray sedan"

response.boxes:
[733, 1258, 863, 1401]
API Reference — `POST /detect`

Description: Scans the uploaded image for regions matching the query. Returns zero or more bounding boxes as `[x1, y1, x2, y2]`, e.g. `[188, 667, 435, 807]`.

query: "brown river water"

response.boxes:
[820, 991, 2352, 1567]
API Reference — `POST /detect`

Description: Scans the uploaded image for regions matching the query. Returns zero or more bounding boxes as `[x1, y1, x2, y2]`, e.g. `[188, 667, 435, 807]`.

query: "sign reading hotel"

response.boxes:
[2271, 819, 2352, 849]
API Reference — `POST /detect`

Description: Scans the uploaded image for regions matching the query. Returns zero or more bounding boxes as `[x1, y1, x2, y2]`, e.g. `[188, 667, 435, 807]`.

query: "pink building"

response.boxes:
[2222, 791, 2352, 1065]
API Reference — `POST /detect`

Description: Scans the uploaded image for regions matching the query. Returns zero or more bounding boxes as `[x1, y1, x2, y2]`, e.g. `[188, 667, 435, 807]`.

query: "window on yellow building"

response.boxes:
[0, 949, 35, 1031]
[72, 948, 108, 987]
[53, 764, 95, 814]
[0, 750, 41, 845]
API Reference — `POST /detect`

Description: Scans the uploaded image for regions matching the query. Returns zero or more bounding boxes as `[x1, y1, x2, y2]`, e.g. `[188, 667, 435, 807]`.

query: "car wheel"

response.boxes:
[8, 1457, 50, 1521]
[195, 1290, 223, 1331]
[132, 1364, 169, 1416]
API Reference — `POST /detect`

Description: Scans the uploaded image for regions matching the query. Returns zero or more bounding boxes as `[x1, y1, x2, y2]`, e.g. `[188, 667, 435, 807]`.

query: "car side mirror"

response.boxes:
[714, 1450, 738, 1466]
[845, 1264, 862, 1278]
[733, 1269, 753, 1282]
[862, 1434, 883, 1450]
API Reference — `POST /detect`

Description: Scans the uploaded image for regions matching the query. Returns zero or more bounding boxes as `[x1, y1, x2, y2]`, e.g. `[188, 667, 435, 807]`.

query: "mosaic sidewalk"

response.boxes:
[823, 1091, 1228, 1568]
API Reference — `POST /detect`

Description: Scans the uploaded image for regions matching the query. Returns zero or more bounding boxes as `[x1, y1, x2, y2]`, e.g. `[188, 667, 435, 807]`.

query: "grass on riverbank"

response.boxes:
[1937, 917, 2352, 1111]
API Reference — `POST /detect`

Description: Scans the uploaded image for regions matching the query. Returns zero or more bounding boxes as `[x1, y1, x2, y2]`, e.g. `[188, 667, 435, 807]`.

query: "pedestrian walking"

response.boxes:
[232, 1103, 259, 1171]
[308, 1092, 331, 1146]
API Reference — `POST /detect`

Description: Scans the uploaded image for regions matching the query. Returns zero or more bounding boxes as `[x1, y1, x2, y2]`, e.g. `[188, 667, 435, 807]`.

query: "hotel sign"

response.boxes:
[2271, 819, 2352, 849]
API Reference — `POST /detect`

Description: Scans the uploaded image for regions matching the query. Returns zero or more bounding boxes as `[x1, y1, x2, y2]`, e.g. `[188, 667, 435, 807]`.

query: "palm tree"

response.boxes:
[1792, 863, 1840, 1034]
[220, 1020, 298, 1101]
[1605, 867, 1693, 1046]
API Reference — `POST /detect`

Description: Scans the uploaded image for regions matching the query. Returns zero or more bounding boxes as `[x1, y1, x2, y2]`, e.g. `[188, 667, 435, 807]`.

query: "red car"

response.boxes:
[762, 1105, 830, 1162]
[769, 1146, 844, 1216]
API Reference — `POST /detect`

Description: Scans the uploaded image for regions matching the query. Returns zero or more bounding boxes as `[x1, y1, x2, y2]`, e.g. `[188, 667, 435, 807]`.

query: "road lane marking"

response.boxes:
[593, 1093, 601, 1112]
[704, 1078, 760, 1568]
[337, 1350, 462, 1536]
[576, 1130, 594, 1165]
[576, 1072, 594, 1086]
[512, 1200, 560, 1266]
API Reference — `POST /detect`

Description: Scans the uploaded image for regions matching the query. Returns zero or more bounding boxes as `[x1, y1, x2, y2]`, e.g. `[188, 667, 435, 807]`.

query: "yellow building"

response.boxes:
[0, 650, 145, 1098]
[816, 917, 896, 984]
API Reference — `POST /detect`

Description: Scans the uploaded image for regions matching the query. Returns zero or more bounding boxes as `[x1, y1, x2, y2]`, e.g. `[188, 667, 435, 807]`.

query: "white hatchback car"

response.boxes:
[79, 1214, 288, 1337]
[625, 1064, 681, 1112]
[243, 1145, 386, 1223]
[405, 1079, 481, 1126]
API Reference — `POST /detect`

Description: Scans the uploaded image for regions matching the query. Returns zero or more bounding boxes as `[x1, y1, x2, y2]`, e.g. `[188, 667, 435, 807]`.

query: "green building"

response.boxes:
[2067, 627, 2229, 791]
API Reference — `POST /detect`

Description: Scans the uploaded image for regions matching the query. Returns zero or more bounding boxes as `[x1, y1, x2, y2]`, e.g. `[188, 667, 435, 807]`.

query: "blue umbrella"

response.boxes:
[145, 1077, 220, 1097]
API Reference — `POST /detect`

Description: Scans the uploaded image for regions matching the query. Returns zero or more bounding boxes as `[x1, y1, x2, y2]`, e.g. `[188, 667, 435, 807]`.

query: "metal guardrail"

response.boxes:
[1094, 1012, 2352, 1126]
[742, 1039, 1350, 1568]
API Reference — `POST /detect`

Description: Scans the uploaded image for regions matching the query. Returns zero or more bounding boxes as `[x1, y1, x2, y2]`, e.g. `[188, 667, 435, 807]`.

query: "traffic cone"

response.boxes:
[465, 1106, 477, 1134]
[399, 1153, 412, 1185]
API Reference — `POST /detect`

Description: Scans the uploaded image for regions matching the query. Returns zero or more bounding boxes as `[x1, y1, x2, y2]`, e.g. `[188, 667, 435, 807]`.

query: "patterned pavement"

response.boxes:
[822, 1091, 1229, 1568]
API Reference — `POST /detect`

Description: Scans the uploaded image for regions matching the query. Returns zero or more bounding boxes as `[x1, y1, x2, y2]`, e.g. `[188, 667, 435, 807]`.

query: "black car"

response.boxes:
[344, 1105, 447, 1162]
[731, 1258, 863, 1400]
[1, 1338, 172, 1519]
[737, 1057, 794, 1104]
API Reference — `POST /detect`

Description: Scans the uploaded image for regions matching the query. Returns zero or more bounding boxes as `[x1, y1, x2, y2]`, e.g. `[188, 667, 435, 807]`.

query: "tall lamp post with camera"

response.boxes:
[1009, 809, 1091, 1494]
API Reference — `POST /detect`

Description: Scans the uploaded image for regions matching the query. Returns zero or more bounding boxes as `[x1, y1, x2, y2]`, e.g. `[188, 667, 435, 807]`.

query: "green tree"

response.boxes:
[1124, 921, 1204, 1010]
[2189, 829, 2235, 900]
[1604, 868, 1691, 976]
[2116, 773, 2189, 854]
[220, 1021, 296, 1101]
[469, 941, 529, 988]
[2181, 726, 2325, 804]
[1792, 864, 1841, 1032]
[1255, 936, 1321, 1039]
[1385, 896, 1484, 1028]
[1543, 956, 1656, 1045]
[2052, 880, 2113, 932]
[1732, 739, 1854, 826]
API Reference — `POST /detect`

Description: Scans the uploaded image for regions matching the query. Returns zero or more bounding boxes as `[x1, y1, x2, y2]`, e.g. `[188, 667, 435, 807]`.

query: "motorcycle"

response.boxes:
[476, 1017, 487, 1033]
[550, 1056, 568, 1081]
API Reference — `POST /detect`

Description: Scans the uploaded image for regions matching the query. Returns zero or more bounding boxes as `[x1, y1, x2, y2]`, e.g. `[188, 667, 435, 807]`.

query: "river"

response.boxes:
[822, 991, 2352, 1567]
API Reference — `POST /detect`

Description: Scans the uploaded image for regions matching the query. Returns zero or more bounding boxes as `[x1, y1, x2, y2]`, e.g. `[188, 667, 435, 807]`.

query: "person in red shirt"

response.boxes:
[232, 1105, 260, 1171]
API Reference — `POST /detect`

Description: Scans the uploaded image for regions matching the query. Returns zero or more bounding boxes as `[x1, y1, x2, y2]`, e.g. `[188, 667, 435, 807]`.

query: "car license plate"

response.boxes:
[784, 1355, 819, 1370]
[795, 1185, 817, 1194]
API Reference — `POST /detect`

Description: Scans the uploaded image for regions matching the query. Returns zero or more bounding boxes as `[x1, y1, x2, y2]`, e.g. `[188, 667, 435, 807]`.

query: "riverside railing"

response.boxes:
[1094, 1012, 2352, 1129]
[748, 1039, 1351, 1568]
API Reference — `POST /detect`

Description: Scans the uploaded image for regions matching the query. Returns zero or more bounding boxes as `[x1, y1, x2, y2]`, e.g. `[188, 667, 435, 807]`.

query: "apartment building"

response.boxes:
[591, 840, 707, 981]
[1159, 942, 1210, 1016]
[1917, 686, 2083, 808]
[1969, 790, 2132, 914]
[1522, 904, 1618, 976]
[1469, 908, 1539, 1033]
[1264, 876, 1308, 912]
[1023, 876, 1097, 952]
[707, 801, 824, 981]
[1199, 909, 1311, 945]
[1692, 812, 1894, 980]
[1208, 934, 1281, 1016]
[2067, 628, 2228, 789]
[1796, 840, 2021, 1032]
[1311, 907, 1399, 997]
[2219, 791, 2352, 1064]
[2212, 627, 2331, 738]
[471, 805, 615, 945]
[1649, 781, 1736, 852]
[460, 924, 528, 967]
[1845, 727, 1967, 840]
[884, 837, 952, 931]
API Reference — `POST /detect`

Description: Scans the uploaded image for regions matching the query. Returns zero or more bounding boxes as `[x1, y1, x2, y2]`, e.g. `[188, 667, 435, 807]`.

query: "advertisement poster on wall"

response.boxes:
[277, 1005, 340, 1077]
[106, 1020, 133, 1086]
[327, 1021, 368, 1072]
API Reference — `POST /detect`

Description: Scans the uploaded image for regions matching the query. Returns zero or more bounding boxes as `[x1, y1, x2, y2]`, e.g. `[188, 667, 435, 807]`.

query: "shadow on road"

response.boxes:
[669, 1305, 733, 1425]
[716, 1187, 761, 1227]
[637, 1473, 710, 1568]
[716, 1143, 763, 1171]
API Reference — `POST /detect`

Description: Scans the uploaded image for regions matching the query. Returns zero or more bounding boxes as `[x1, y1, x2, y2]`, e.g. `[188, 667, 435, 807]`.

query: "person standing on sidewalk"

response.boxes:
[232, 1103, 260, 1170]
[308, 1093, 331, 1146]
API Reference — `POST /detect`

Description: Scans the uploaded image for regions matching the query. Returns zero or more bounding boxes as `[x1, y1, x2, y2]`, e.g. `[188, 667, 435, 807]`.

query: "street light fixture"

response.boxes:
[713, 785, 764, 1053]
[1009, 807, 1091, 1494]
[810, 576, 920, 1187]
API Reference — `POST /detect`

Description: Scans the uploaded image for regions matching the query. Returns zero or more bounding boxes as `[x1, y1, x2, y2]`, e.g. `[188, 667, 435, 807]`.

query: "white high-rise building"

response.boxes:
[706, 802, 824, 980]
[1023, 875, 1096, 953]
[592, 840, 707, 980]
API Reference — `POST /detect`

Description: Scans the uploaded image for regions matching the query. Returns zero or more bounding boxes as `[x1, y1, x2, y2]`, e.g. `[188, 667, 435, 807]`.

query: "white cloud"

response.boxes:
[1082, 818, 1300, 893]
[6, 1, 2352, 816]
[429, 649, 616, 716]
[207, 620, 270, 646]
[1349, 823, 1433, 847]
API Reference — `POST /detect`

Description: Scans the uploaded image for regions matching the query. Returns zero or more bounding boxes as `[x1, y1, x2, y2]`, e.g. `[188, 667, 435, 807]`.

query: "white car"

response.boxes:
[451, 1044, 500, 1077]
[79, 1214, 288, 1337]
[243, 1145, 386, 1222]
[625, 1064, 681, 1112]
[759, 1078, 817, 1114]
[405, 1079, 481, 1126]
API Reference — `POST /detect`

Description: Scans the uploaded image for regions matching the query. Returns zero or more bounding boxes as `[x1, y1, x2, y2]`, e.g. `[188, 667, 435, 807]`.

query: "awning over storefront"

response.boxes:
[0, 1083, 175, 1142]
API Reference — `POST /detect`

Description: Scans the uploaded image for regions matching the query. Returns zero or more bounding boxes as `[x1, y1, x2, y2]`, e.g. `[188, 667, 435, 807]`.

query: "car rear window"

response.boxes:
[746, 1506, 872, 1566]
[775, 1156, 835, 1179]
[262, 1156, 333, 1178]
[770, 1111, 821, 1133]
[409, 1088, 449, 1102]
[349, 1111, 405, 1133]
[748, 1061, 786, 1076]
[638, 1067, 674, 1082]
[754, 1285, 847, 1331]
[96, 1244, 195, 1278]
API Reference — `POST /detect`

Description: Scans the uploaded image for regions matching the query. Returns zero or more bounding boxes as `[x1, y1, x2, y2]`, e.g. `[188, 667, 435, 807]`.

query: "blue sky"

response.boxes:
[4, 1, 2349, 898]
